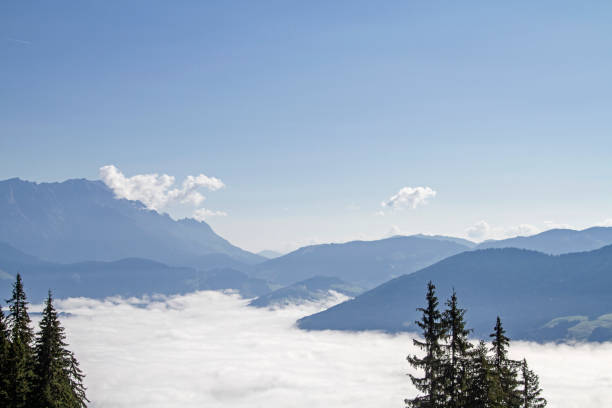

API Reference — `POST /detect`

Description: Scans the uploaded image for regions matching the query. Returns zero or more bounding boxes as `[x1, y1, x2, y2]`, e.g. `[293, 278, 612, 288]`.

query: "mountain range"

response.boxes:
[298, 245, 612, 342]
[252, 236, 472, 288]
[4, 176, 612, 342]
[0, 178, 263, 269]
[0, 242, 272, 302]
[474, 226, 612, 254]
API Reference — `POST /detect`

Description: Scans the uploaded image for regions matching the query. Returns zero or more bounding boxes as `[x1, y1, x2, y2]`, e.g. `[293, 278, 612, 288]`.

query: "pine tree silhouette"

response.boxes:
[6, 274, 36, 408]
[406, 281, 447, 408]
[489, 317, 521, 408]
[33, 291, 88, 408]
[442, 290, 473, 408]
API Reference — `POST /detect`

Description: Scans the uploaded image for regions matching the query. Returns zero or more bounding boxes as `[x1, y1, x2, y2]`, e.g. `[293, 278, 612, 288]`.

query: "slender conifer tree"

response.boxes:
[442, 290, 473, 408]
[520, 359, 546, 408]
[489, 317, 520, 408]
[33, 291, 88, 408]
[6, 273, 36, 408]
[406, 281, 446, 408]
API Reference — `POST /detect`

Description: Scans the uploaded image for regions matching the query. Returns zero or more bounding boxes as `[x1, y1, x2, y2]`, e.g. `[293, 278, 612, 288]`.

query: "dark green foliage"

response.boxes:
[1, 275, 87, 407]
[7, 274, 34, 346]
[407, 285, 547, 408]
[442, 290, 473, 408]
[33, 291, 88, 408]
[406, 281, 447, 408]
[520, 359, 546, 408]
[465, 341, 501, 408]
[6, 273, 36, 408]
[489, 317, 521, 407]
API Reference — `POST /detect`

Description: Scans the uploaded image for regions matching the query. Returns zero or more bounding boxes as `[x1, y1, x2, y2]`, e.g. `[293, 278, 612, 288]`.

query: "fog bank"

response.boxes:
[44, 291, 612, 408]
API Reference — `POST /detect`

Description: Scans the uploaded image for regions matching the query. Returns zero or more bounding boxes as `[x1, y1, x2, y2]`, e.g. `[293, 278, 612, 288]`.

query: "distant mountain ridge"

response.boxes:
[0, 242, 272, 302]
[475, 226, 612, 254]
[298, 245, 612, 342]
[0, 177, 263, 269]
[251, 236, 472, 289]
[410, 234, 477, 248]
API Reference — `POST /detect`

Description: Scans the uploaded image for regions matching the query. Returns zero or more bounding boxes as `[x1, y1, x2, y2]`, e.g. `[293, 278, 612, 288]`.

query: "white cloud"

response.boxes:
[99, 165, 226, 221]
[192, 208, 228, 221]
[466, 222, 541, 241]
[381, 186, 436, 211]
[466, 220, 491, 240]
[46, 291, 612, 408]
[503, 224, 540, 238]
[598, 219, 612, 227]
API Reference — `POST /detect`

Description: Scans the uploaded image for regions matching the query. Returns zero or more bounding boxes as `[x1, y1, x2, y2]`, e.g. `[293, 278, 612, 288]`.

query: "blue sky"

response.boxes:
[2, 1, 612, 252]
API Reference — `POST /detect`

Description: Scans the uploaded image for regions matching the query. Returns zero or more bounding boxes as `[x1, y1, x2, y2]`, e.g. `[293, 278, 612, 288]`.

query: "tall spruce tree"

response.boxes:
[489, 317, 520, 408]
[442, 290, 473, 408]
[520, 359, 546, 408]
[0, 307, 11, 406]
[406, 282, 446, 408]
[33, 291, 88, 408]
[6, 273, 36, 408]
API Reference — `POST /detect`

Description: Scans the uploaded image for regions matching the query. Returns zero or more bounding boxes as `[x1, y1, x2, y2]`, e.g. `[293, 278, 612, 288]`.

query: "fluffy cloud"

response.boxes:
[192, 208, 228, 221]
[466, 220, 491, 240]
[99, 165, 226, 220]
[381, 186, 436, 211]
[46, 291, 612, 408]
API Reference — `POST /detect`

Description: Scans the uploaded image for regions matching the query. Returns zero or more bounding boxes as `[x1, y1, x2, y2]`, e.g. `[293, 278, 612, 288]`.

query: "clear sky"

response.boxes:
[2, 1, 612, 253]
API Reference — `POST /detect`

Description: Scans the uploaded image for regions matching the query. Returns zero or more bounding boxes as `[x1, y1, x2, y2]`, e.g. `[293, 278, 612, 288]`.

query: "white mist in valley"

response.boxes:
[46, 291, 612, 408]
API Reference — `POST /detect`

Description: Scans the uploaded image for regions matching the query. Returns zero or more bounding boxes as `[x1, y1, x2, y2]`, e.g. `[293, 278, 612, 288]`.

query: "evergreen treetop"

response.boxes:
[34, 291, 88, 408]
[406, 281, 447, 408]
[442, 290, 473, 408]
[489, 317, 521, 408]
[7, 274, 34, 346]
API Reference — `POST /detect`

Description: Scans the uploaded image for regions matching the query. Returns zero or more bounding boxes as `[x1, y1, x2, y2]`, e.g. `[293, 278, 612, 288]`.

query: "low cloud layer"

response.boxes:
[44, 291, 612, 408]
[99, 165, 226, 220]
[381, 186, 436, 212]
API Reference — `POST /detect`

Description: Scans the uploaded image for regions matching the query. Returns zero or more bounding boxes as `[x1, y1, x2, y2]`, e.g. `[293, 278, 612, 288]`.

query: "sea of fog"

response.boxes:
[34, 291, 612, 408]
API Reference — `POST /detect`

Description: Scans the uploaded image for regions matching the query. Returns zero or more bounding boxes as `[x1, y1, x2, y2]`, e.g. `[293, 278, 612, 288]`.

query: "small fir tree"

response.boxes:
[520, 359, 546, 408]
[406, 282, 447, 408]
[442, 290, 473, 408]
[33, 291, 88, 408]
[6, 273, 36, 408]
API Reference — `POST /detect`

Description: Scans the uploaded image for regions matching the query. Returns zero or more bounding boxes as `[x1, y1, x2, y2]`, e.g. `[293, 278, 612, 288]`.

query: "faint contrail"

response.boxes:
[6, 37, 32, 45]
